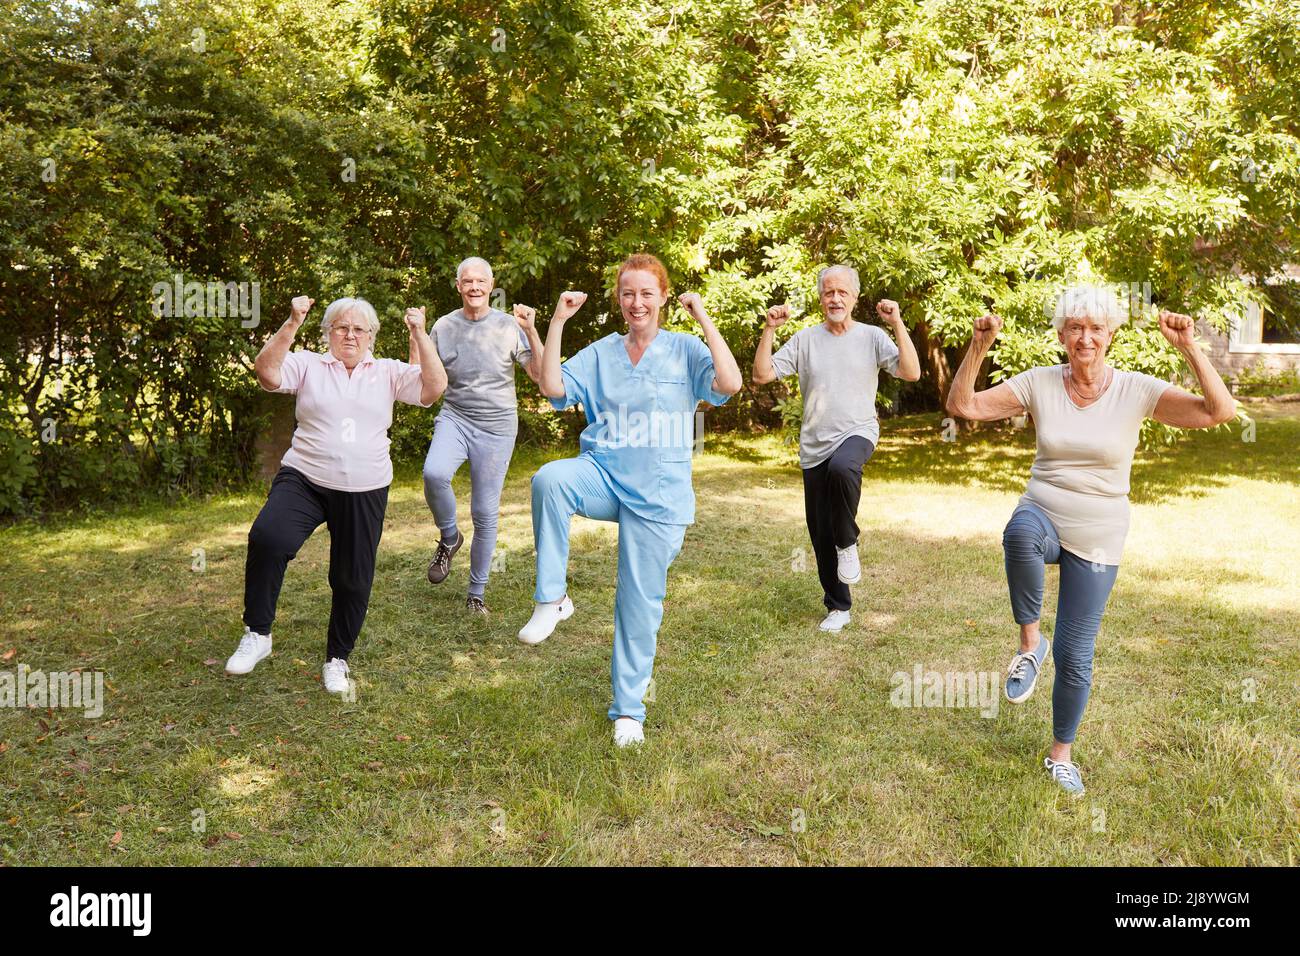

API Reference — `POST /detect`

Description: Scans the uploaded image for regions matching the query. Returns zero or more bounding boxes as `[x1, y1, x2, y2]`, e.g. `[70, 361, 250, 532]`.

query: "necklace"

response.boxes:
[1064, 364, 1112, 407]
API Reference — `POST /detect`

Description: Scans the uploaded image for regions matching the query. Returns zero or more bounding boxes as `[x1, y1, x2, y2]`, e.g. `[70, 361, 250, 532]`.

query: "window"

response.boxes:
[1229, 267, 1300, 354]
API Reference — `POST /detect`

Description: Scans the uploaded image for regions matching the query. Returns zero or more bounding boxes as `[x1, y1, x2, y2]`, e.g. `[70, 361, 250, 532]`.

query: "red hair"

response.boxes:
[616, 253, 670, 295]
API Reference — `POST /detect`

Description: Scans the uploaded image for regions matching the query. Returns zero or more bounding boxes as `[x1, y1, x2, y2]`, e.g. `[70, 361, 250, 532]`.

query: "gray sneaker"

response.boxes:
[426, 529, 464, 584]
[1005, 635, 1050, 703]
[1044, 757, 1085, 796]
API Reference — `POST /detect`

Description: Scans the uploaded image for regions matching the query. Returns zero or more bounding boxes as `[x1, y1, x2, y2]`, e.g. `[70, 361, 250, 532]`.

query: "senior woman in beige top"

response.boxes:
[947, 285, 1234, 794]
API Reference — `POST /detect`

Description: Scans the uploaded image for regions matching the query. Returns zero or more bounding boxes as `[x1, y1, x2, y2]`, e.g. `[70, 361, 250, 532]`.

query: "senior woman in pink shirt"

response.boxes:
[225, 294, 447, 694]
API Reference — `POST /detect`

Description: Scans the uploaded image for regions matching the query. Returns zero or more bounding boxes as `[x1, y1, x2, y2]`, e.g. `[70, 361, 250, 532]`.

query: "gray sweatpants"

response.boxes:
[421, 411, 517, 598]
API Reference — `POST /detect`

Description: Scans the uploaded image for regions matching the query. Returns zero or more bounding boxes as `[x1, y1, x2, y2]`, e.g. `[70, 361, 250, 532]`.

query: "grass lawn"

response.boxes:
[1, 404, 1296, 866]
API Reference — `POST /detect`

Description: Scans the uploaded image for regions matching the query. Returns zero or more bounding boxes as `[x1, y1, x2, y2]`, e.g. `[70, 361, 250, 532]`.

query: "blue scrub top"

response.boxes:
[549, 330, 731, 525]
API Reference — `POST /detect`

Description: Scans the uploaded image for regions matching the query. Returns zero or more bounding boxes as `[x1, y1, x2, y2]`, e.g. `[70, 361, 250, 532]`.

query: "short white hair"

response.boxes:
[1052, 284, 1128, 333]
[456, 256, 494, 282]
[817, 264, 861, 297]
[319, 297, 380, 346]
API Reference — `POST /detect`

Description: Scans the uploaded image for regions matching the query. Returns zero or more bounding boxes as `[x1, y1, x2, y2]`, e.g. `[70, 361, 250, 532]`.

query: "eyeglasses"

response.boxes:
[330, 324, 372, 338]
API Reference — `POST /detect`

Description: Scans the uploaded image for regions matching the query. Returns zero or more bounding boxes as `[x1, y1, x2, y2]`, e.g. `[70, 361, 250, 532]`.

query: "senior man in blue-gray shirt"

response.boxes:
[410, 257, 545, 615]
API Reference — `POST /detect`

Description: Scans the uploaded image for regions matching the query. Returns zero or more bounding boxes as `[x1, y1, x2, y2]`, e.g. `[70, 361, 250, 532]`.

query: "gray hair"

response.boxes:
[319, 297, 380, 347]
[456, 256, 494, 282]
[817, 264, 861, 297]
[1052, 284, 1128, 333]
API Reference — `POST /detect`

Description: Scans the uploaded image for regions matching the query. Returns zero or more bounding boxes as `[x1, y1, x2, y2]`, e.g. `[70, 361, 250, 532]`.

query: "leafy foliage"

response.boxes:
[3, 0, 1297, 512]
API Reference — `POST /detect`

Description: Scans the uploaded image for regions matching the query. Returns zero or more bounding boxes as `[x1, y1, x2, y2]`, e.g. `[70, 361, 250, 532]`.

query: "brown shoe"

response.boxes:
[466, 596, 489, 616]
[426, 530, 464, 584]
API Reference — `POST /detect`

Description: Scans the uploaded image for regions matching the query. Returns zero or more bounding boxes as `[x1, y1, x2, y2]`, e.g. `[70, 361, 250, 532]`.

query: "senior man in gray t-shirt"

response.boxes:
[413, 256, 545, 615]
[752, 264, 921, 632]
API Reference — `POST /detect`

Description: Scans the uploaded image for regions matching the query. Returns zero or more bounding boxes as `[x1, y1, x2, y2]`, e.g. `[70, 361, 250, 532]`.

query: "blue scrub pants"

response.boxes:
[1002, 501, 1119, 744]
[530, 455, 686, 722]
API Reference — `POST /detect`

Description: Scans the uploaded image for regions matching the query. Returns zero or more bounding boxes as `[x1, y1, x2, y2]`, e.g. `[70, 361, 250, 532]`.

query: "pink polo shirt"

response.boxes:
[270, 350, 430, 492]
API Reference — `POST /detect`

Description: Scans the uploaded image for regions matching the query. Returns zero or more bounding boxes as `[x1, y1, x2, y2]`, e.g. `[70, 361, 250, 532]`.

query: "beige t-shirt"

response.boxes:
[1004, 364, 1172, 566]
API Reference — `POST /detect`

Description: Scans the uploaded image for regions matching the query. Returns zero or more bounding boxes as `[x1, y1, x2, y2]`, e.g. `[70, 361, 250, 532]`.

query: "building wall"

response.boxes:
[1195, 318, 1300, 379]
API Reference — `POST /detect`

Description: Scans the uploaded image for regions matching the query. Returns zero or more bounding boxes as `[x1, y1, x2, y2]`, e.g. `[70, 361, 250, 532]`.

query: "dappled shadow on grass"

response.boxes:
[870, 416, 1037, 494]
[1129, 405, 1300, 504]
[865, 406, 1300, 506]
[6, 406, 1293, 569]
[700, 432, 786, 465]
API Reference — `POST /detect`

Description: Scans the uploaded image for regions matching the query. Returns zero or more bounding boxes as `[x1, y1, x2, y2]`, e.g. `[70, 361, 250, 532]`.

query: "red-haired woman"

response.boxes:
[518, 254, 743, 746]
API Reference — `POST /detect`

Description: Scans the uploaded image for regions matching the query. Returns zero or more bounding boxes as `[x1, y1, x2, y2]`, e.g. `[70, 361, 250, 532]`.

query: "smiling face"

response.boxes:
[618, 268, 668, 335]
[327, 308, 372, 367]
[1057, 313, 1114, 368]
[820, 270, 858, 325]
[456, 263, 493, 312]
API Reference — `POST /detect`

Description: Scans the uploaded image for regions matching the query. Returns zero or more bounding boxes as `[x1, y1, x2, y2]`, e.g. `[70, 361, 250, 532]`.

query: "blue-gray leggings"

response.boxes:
[422, 411, 516, 599]
[1003, 502, 1119, 744]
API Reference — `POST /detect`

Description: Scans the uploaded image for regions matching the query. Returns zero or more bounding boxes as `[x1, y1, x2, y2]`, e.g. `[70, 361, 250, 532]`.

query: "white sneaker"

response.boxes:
[225, 627, 272, 675]
[836, 543, 861, 584]
[613, 717, 644, 748]
[322, 657, 351, 695]
[517, 596, 574, 645]
[819, 609, 851, 632]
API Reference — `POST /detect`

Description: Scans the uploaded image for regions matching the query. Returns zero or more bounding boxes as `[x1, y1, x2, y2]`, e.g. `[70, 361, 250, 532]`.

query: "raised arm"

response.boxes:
[404, 306, 448, 405]
[1151, 310, 1237, 428]
[678, 293, 742, 395]
[752, 304, 789, 385]
[513, 303, 545, 384]
[254, 295, 313, 391]
[876, 299, 921, 381]
[539, 291, 588, 399]
[945, 313, 1026, 422]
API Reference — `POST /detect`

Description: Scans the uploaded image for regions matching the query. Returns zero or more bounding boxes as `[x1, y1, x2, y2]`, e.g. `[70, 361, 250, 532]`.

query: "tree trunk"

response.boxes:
[254, 398, 297, 482]
[913, 316, 953, 408]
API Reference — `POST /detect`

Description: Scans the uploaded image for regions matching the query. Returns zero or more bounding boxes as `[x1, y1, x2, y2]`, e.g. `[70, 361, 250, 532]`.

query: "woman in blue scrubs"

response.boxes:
[518, 253, 743, 747]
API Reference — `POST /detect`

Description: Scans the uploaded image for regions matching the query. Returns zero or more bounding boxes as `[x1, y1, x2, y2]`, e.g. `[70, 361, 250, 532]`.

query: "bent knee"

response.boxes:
[1002, 514, 1048, 556]
[531, 461, 567, 498]
[423, 465, 454, 490]
[248, 521, 297, 557]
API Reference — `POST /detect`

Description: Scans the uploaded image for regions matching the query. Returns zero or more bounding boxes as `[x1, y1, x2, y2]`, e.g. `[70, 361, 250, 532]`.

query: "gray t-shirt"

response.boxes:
[771, 321, 901, 468]
[430, 307, 532, 435]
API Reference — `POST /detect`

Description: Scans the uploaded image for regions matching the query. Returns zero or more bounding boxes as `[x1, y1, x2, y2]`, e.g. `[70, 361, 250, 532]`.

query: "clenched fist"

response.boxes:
[678, 292, 708, 324]
[404, 306, 427, 335]
[553, 291, 588, 323]
[876, 299, 902, 325]
[1158, 310, 1196, 350]
[513, 303, 537, 332]
[289, 295, 315, 327]
[765, 304, 791, 329]
[972, 313, 1003, 350]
